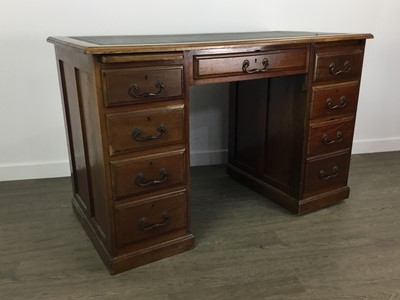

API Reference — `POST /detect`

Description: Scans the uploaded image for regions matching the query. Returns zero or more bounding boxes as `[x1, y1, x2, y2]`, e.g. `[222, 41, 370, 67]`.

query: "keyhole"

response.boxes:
[149, 161, 153, 167]
[147, 116, 151, 121]
[255, 58, 258, 63]
[144, 75, 148, 80]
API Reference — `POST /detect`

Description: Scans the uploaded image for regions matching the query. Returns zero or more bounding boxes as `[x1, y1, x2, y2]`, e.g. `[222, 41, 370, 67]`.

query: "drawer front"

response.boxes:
[111, 150, 186, 200]
[304, 152, 351, 195]
[311, 81, 360, 119]
[106, 105, 185, 156]
[115, 192, 187, 248]
[102, 66, 183, 106]
[194, 47, 308, 79]
[313, 48, 363, 82]
[307, 117, 355, 156]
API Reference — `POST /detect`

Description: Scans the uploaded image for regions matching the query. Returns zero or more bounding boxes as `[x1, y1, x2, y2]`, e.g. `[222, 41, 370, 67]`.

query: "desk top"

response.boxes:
[48, 31, 373, 54]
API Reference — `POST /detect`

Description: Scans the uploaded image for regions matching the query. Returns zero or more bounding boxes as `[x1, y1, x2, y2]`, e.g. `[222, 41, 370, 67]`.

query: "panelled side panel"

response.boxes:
[226, 63, 308, 211]
[55, 46, 111, 247]
[228, 75, 307, 196]
[264, 75, 308, 195]
[76, 67, 110, 242]
[231, 78, 269, 175]
[57, 60, 91, 212]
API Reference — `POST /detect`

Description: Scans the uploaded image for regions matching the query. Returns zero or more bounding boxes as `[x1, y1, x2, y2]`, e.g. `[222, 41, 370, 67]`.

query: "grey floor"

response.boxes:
[1, 152, 400, 300]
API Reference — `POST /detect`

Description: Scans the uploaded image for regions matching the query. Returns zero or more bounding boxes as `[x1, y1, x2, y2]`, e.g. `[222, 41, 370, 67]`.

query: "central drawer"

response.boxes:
[110, 149, 186, 200]
[194, 47, 308, 79]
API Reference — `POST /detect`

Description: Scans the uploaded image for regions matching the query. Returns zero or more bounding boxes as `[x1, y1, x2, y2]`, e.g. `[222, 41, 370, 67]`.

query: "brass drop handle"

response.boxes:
[329, 60, 351, 75]
[132, 124, 167, 142]
[322, 131, 343, 145]
[319, 166, 339, 180]
[242, 58, 269, 74]
[128, 80, 165, 98]
[139, 212, 170, 231]
[135, 168, 168, 187]
[326, 96, 347, 110]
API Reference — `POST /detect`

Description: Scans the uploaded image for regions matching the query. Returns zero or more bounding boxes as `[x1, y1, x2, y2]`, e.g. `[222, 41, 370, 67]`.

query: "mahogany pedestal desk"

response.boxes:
[48, 31, 373, 274]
